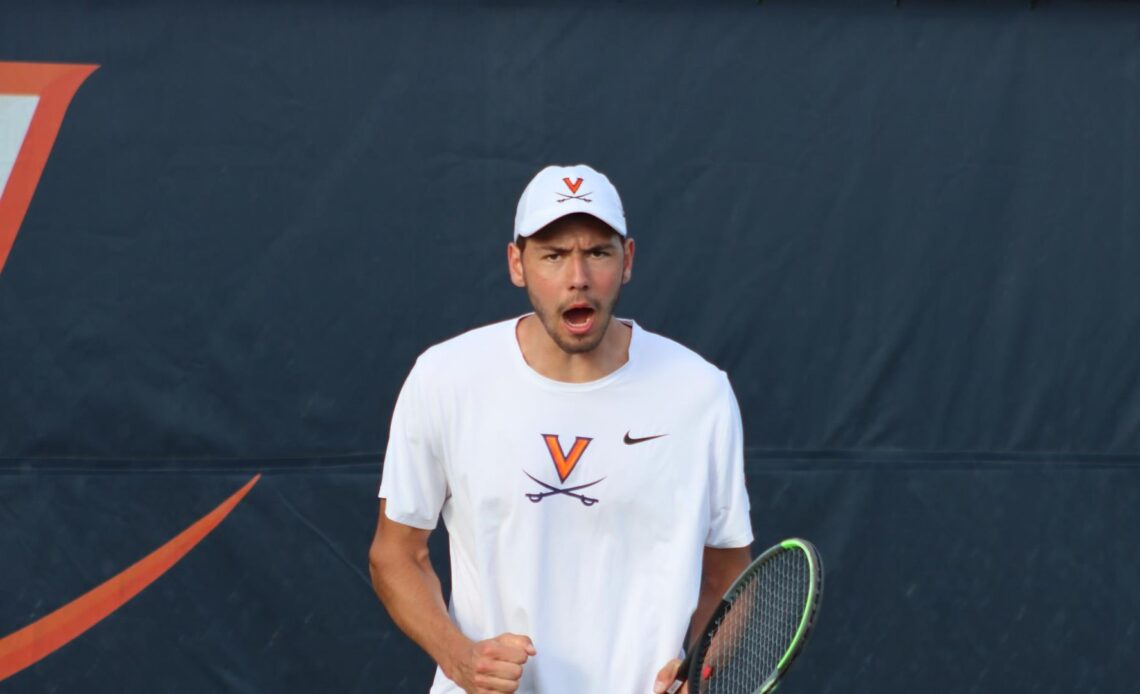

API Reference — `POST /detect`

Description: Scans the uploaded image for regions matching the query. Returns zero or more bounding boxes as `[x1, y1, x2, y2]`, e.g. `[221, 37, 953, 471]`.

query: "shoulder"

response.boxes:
[410, 317, 517, 382]
[632, 322, 733, 396]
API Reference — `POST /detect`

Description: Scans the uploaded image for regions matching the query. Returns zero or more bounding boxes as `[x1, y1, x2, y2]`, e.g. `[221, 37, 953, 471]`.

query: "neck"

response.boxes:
[516, 314, 632, 383]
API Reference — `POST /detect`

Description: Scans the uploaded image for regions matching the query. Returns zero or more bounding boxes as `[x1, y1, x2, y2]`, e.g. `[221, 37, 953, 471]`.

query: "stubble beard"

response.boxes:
[526, 287, 621, 355]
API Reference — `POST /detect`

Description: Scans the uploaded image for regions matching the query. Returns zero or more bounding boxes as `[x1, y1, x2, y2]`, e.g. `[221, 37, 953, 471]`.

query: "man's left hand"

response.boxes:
[652, 658, 687, 694]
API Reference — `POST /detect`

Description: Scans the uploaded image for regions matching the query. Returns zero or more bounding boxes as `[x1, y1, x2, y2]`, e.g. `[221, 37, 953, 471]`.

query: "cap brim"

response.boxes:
[515, 205, 627, 239]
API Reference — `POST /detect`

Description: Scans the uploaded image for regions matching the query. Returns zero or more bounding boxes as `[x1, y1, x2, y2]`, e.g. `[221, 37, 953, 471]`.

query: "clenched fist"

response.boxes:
[449, 633, 536, 693]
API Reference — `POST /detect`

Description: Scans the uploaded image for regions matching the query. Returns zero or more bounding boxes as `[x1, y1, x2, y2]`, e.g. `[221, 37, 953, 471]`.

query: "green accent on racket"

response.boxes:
[666, 538, 823, 694]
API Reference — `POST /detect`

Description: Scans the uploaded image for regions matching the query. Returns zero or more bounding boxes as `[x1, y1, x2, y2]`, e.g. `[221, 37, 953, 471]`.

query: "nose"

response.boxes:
[568, 254, 589, 290]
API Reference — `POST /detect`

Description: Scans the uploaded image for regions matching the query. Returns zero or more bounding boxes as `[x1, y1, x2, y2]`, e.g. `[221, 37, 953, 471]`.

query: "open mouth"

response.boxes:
[562, 305, 596, 335]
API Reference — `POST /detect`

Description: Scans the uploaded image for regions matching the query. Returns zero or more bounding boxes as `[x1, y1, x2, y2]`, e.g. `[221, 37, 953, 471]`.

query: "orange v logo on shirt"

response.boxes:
[542, 434, 593, 483]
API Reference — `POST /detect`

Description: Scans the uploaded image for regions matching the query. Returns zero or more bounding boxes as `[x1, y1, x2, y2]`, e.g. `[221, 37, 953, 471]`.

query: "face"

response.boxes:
[508, 214, 635, 354]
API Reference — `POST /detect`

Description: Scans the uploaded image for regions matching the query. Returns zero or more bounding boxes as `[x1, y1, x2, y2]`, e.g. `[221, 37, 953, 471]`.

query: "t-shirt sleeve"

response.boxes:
[377, 359, 447, 530]
[705, 373, 754, 548]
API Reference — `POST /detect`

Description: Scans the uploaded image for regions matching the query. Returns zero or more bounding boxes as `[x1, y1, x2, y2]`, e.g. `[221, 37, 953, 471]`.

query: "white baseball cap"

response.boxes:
[513, 164, 627, 240]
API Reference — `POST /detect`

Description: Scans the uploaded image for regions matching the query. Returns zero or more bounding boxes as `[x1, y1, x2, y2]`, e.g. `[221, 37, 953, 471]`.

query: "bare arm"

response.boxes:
[654, 545, 752, 693]
[688, 545, 752, 648]
[368, 499, 466, 676]
[368, 499, 534, 692]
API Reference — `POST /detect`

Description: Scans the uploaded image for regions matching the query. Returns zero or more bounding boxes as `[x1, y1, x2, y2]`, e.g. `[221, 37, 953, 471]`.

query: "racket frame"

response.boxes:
[666, 537, 823, 694]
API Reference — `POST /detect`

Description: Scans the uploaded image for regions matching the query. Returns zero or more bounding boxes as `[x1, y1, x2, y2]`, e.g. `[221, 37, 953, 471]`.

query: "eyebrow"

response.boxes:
[534, 243, 615, 254]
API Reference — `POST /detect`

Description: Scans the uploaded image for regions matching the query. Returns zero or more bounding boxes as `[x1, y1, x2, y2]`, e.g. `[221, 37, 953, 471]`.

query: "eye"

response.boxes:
[590, 248, 611, 258]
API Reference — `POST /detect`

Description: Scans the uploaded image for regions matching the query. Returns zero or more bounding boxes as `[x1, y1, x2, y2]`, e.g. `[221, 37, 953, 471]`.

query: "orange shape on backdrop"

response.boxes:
[0, 61, 98, 275]
[0, 474, 261, 682]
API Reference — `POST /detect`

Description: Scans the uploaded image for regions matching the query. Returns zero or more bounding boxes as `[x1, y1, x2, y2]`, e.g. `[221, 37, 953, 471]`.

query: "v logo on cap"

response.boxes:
[514, 164, 627, 239]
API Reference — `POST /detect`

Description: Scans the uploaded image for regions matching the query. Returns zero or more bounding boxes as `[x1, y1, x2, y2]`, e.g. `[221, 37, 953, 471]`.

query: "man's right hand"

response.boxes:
[448, 633, 536, 693]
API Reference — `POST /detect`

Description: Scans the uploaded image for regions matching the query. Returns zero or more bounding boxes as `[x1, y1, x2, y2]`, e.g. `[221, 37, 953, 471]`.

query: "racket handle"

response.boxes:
[664, 651, 693, 694]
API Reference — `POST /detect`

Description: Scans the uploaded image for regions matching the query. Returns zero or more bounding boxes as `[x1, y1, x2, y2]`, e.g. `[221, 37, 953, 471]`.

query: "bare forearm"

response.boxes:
[369, 502, 535, 691]
[688, 582, 722, 649]
[369, 546, 470, 678]
[688, 546, 752, 648]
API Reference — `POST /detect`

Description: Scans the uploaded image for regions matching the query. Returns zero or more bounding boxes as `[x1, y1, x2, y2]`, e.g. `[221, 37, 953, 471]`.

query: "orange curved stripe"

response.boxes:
[0, 474, 260, 681]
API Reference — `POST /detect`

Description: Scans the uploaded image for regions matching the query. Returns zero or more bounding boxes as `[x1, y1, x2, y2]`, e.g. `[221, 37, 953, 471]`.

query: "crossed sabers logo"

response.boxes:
[555, 177, 592, 204]
[524, 434, 605, 507]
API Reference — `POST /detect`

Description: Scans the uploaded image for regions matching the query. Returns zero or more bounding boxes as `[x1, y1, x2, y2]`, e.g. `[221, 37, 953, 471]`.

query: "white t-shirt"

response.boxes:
[379, 316, 753, 693]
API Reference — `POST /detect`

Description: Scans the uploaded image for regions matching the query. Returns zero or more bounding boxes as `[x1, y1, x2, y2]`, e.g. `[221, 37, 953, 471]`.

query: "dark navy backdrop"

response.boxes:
[1, 2, 1136, 692]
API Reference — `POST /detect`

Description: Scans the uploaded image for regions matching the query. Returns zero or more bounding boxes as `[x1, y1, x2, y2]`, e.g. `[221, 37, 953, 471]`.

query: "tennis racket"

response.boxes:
[666, 538, 823, 694]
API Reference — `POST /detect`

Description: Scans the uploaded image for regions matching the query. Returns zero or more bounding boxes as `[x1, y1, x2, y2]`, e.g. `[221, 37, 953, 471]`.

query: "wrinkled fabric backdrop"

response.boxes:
[1, 2, 1136, 692]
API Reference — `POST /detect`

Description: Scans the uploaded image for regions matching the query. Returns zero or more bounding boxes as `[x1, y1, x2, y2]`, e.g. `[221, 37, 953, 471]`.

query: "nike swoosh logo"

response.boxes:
[0, 474, 260, 682]
[623, 432, 667, 445]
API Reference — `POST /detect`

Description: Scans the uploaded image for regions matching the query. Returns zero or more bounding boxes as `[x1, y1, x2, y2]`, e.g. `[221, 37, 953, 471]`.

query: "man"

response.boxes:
[369, 164, 753, 693]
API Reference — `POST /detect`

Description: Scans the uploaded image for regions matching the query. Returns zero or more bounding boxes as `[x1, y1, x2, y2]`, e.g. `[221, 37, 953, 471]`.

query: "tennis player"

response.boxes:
[369, 164, 753, 693]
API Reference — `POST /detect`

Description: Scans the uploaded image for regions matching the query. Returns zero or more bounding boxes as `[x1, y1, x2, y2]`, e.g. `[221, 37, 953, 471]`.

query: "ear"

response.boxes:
[507, 241, 526, 287]
[621, 237, 635, 284]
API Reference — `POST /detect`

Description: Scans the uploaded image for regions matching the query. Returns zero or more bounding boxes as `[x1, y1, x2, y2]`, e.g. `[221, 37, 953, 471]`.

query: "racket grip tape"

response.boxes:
[664, 651, 693, 694]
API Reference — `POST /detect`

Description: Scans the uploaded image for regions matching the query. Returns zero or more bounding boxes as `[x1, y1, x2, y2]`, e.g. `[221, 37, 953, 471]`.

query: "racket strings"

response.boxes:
[699, 549, 810, 694]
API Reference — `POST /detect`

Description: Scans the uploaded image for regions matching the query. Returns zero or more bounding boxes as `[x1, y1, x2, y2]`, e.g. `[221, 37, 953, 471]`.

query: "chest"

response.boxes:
[437, 391, 712, 543]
